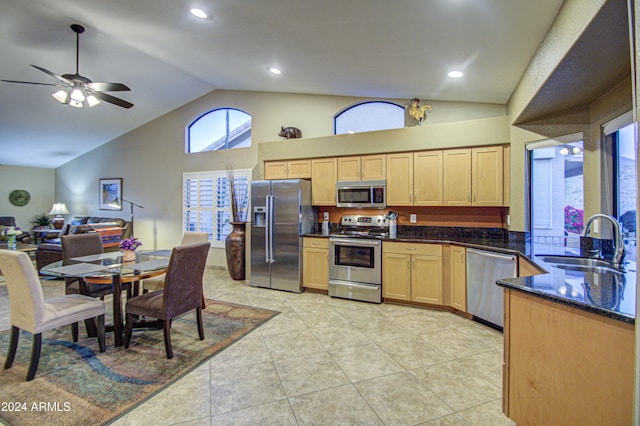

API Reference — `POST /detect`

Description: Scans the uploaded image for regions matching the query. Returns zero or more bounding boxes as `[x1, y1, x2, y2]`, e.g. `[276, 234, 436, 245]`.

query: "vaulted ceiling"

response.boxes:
[1, 0, 566, 168]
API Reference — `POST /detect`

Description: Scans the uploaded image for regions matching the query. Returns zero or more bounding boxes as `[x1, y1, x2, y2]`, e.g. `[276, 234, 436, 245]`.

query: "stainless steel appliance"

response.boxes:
[250, 179, 316, 293]
[328, 214, 389, 303]
[336, 180, 386, 208]
[466, 248, 517, 329]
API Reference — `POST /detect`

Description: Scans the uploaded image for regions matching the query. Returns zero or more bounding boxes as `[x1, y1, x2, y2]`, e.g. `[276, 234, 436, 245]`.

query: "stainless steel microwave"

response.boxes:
[336, 180, 386, 208]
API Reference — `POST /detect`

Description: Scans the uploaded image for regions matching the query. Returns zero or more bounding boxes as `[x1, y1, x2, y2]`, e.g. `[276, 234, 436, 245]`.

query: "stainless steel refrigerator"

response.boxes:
[250, 179, 316, 293]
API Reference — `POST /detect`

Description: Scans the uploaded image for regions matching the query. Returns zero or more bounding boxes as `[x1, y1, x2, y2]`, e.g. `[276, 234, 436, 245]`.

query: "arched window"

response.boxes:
[187, 108, 251, 153]
[334, 101, 405, 135]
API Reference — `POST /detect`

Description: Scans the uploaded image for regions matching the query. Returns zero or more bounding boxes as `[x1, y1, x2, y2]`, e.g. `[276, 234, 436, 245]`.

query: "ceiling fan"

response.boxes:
[1, 24, 133, 109]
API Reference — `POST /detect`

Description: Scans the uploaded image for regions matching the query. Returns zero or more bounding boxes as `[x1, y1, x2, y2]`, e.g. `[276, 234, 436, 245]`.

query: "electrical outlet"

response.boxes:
[507, 215, 511, 226]
[593, 219, 599, 234]
[410, 214, 417, 223]
[323, 212, 329, 220]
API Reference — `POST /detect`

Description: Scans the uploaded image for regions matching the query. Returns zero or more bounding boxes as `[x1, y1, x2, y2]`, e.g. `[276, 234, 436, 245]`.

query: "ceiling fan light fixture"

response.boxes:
[69, 99, 83, 108]
[70, 88, 85, 102]
[87, 95, 101, 107]
[52, 90, 69, 104]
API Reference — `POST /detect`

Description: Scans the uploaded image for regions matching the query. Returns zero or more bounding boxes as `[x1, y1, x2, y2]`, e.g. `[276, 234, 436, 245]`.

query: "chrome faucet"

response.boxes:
[582, 214, 625, 268]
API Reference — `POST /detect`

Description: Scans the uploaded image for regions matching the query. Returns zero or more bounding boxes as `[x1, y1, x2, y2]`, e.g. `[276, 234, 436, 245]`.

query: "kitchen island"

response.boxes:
[497, 256, 635, 425]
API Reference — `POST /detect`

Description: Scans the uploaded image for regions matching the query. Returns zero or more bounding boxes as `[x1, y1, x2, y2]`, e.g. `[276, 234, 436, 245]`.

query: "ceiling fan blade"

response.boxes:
[1, 79, 60, 87]
[30, 64, 73, 85]
[86, 82, 131, 92]
[92, 91, 134, 109]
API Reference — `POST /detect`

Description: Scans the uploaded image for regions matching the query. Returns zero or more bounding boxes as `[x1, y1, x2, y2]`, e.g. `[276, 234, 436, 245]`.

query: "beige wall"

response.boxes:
[55, 90, 505, 266]
[0, 165, 55, 231]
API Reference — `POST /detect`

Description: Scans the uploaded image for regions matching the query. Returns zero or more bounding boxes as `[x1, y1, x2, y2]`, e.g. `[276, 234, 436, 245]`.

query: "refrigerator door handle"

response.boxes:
[265, 195, 271, 263]
[267, 195, 275, 263]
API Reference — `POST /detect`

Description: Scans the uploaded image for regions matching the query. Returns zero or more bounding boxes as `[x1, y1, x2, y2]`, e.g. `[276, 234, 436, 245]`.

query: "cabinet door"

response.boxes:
[264, 161, 288, 180]
[443, 149, 472, 206]
[303, 240, 329, 290]
[287, 159, 312, 178]
[382, 252, 411, 300]
[337, 156, 362, 181]
[412, 254, 443, 304]
[503, 145, 510, 207]
[386, 153, 413, 206]
[449, 246, 466, 311]
[361, 154, 386, 180]
[311, 158, 337, 205]
[472, 146, 503, 206]
[414, 150, 443, 206]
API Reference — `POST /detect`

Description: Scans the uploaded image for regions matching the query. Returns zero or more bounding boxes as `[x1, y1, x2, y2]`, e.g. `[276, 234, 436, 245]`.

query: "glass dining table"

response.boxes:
[40, 250, 171, 347]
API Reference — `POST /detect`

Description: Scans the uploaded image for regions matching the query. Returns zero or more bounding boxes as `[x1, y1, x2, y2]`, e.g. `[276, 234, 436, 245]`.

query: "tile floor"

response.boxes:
[0, 268, 515, 426]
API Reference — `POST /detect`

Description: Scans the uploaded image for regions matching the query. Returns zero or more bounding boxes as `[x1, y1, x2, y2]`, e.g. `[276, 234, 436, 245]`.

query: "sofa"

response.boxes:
[0, 216, 32, 243]
[36, 216, 131, 271]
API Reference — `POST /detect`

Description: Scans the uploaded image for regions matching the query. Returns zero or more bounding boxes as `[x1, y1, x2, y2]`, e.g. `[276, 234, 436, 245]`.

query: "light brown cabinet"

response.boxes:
[382, 242, 442, 304]
[337, 154, 386, 181]
[311, 158, 337, 205]
[449, 245, 466, 312]
[503, 289, 634, 425]
[443, 146, 503, 206]
[302, 237, 329, 290]
[264, 159, 311, 179]
[386, 151, 442, 206]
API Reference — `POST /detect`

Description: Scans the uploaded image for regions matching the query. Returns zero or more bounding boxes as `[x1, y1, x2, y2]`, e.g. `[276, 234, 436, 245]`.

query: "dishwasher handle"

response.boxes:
[466, 248, 516, 262]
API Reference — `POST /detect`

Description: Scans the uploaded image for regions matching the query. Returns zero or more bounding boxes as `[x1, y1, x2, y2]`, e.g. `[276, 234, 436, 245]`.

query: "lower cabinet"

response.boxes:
[382, 242, 442, 304]
[302, 237, 329, 290]
[449, 245, 466, 312]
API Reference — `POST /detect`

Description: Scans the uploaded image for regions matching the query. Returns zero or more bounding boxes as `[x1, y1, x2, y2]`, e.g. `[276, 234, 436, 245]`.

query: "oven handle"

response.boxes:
[329, 238, 381, 247]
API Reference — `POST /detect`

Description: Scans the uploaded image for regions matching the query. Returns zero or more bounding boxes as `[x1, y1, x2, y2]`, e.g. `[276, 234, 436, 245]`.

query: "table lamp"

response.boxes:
[48, 202, 70, 229]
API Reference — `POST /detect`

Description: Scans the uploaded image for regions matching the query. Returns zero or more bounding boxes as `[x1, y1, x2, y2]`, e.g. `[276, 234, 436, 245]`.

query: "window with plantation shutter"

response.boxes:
[183, 170, 251, 247]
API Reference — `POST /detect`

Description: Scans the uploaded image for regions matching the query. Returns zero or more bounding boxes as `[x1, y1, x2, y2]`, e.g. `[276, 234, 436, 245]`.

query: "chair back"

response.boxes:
[61, 233, 104, 263]
[181, 232, 209, 246]
[0, 250, 45, 332]
[162, 242, 210, 318]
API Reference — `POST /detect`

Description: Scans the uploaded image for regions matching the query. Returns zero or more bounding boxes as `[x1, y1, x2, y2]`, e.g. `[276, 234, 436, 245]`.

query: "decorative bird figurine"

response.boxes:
[409, 98, 432, 125]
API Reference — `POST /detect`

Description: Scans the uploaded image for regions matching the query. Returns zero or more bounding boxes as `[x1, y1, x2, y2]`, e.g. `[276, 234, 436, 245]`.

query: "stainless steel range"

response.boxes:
[328, 214, 389, 303]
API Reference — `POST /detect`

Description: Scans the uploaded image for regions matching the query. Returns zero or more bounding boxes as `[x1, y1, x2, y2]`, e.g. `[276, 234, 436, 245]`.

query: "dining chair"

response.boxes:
[140, 231, 209, 293]
[61, 233, 131, 339]
[0, 250, 105, 381]
[123, 242, 210, 359]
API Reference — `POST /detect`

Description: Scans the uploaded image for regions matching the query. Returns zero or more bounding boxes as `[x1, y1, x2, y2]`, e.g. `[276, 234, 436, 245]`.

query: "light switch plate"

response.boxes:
[323, 212, 329, 220]
[410, 214, 417, 223]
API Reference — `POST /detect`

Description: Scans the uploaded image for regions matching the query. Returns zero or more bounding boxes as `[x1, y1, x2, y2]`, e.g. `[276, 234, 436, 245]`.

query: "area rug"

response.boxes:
[0, 299, 278, 426]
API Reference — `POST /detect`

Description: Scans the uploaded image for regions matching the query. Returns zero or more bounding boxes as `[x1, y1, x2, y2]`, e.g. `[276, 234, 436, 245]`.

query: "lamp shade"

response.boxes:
[48, 202, 70, 216]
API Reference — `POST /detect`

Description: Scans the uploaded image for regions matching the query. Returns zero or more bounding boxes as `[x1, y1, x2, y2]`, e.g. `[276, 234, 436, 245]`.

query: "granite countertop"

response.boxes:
[304, 231, 636, 324]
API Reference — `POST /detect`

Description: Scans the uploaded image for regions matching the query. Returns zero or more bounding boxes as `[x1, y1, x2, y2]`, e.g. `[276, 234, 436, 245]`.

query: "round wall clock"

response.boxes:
[9, 189, 31, 207]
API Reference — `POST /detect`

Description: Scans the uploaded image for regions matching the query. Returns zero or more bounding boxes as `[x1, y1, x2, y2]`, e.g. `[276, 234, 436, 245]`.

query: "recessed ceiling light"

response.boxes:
[269, 67, 282, 75]
[190, 8, 208, 19]
[448, 70, 464, 78]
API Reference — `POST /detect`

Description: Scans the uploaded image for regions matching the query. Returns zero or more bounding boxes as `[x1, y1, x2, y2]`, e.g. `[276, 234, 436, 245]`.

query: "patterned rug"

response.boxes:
[0, 299, 278, 426]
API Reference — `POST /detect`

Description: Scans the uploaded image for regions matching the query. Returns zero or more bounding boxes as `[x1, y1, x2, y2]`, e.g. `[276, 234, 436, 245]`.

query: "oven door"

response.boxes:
[329, 238, 381, 285]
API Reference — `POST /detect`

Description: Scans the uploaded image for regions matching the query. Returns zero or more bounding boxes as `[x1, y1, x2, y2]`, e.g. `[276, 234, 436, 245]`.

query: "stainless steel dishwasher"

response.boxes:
[466, 248, 517, 329]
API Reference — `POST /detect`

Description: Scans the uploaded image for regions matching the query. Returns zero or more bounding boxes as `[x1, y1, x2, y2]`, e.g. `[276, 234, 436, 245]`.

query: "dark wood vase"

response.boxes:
[225, 222, 246, 280]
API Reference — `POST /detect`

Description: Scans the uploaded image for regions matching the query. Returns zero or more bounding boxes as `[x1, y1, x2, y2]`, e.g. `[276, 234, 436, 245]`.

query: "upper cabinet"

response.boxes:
[337, 154, 386, 181]
[311, 157, 337, 205]
[443, 146, 503, 206]
[264, 159, 311, 180]
[387, 151, 443, 206]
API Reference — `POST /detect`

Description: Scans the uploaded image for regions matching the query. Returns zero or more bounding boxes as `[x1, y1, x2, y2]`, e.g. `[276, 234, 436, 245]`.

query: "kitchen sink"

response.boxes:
[536, 255, 625, 275]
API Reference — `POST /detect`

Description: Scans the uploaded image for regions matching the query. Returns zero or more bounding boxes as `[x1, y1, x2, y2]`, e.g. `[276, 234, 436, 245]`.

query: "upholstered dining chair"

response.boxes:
[61, 233, 131, 339]
[123, 242, 210, 359]
[0, 250, 105, 381]
[140, 231, 209, 293]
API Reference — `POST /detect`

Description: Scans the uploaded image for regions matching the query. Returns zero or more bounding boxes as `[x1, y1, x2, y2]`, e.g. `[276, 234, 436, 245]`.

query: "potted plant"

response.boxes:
[31, 213, 53, 228]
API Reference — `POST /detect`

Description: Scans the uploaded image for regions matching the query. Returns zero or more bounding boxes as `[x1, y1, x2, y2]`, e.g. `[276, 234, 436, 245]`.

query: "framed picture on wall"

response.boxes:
[99, 178, 123, 210]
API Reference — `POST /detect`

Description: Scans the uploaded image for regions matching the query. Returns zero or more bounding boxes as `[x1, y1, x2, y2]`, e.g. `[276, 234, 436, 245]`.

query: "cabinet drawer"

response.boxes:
[303, 237, 329, 249]
[383, 242, 442, 256]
